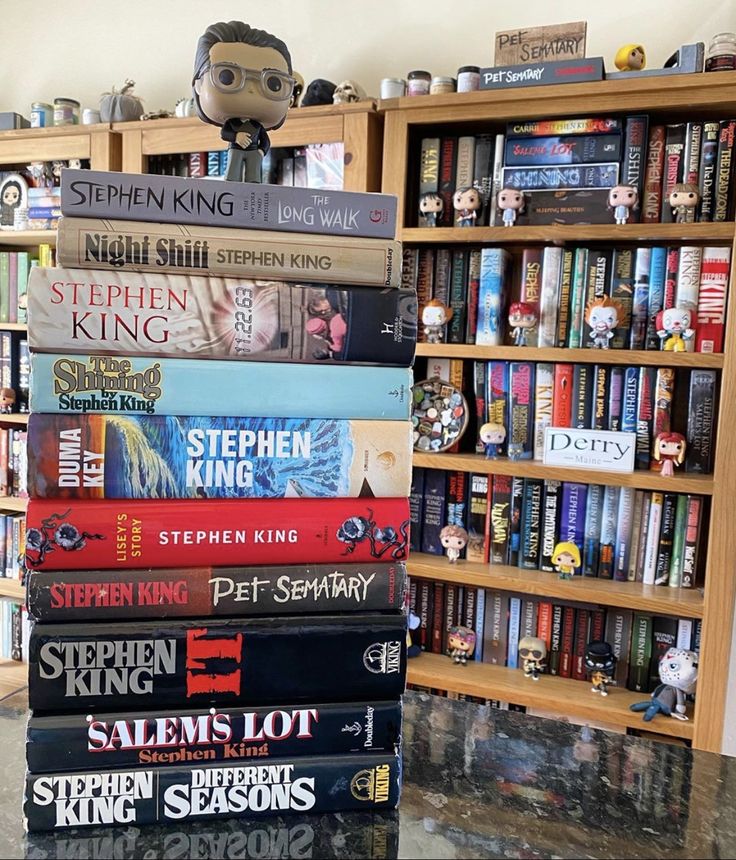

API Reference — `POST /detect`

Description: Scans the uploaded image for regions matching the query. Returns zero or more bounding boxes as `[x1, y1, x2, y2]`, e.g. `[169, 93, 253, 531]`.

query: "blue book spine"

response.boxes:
[509, 362, 535, 460]
[560, 482, 588, 554]
[488, 361, 510, 456]
[28, 207, 61, 218]
[629, 248, 652, 349]
[219, 150, 229, 175]
[507, 597, 522, 668]
[30, 354, 411, 420]
[409, 467, 426, 552]
[474, 588, 486, 661]
[207, 152, 221, 176]
[645, 247, 667, 349]
[614, 487, 636, 581]
[501, 163, 619, 190]
[477, 248, 509, 345]
[582, 483, 604, 576]
[621, 367, 639, 433]
[598, 486, 621, 579]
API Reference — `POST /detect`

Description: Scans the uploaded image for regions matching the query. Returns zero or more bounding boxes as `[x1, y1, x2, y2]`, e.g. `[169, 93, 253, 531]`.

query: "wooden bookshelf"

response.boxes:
[0, 658, 26, 699]
[115, 101, 384, 192]
[0, 497, 27, 513]
[383, 72, 736, 751]
[0, 579, 23, 601]
[0, 414, 28, 425]
[0, 231, 56, 248]
[407, 552, 705, 618]
[0, 123, 120, 173]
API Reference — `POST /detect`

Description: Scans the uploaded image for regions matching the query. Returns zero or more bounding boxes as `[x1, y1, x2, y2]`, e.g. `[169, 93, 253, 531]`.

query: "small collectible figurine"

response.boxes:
[453, 186, 482, 227]
[193, 21, 295, 183]
[0, 388, 14, 414]
[421, 298, 453, 343]
[440, 524, 468, 564]
[418, 191, 444, 227]
[653, 432, 687, 477]
[608, 185, 638, 224]
[479, 421, 506, 459]
[669, 182, 700, 222]
[447, 625, 477, 665]
[406, 610, 421, 658]
[614, 43, 646, 71]
[508, 301, 537, 346]
[507, 441, 524, 461]
[497, 187, 525, 227]
[585, 641, 617, 696]
[630, 648, 698, 721]
[656, 305, 695, 351]
[585, 296, 622, 349]
[519, 635, 547, 681]
[552, 541, 580, 580]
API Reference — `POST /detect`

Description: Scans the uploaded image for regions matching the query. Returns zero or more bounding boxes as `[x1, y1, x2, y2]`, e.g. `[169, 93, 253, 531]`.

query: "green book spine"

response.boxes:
[0, 253, 9, 323]
[568, 247, 588, 348]
[627, 613, 653, 692]
[16, 252, 29, 324]
[668, 494, 688, 588]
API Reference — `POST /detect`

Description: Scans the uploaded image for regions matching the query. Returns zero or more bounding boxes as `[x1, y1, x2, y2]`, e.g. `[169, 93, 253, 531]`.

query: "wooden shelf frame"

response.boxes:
[0, 123, 120, 173]
[115, 101, 384, 192]
[382, 72, 736, 751]
[0, 658, 26, 699]
[0, 579, 23, 600]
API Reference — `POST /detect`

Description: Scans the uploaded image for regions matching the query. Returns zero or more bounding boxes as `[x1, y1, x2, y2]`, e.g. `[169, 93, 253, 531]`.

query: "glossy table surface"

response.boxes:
[0, 685, 733, 859]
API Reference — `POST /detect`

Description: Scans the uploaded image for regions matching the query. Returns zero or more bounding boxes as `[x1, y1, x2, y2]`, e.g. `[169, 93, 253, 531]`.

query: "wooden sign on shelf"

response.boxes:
[494, 21, 587, 66]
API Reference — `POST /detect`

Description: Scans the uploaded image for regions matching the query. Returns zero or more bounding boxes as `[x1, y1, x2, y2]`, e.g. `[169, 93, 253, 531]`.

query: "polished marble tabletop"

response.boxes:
[0, 686, 732, 859]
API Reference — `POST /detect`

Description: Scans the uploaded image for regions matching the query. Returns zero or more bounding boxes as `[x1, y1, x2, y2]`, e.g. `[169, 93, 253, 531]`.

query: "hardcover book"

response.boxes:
[621, 115, 649, 223]
[540, 480, 561, 572]
[28, 414, 412, 500]
[494, 189, 612, 226]
[25, 753, 401, 831]
[660, 124, 686, 223]
[571, 361, 592, 428]
[714, 120, 735, 222]
[466, 474, 490, 563]
[506, 118, 621, 137]
[501, 163, 619, 190]
[26, 562, 406, 621]
[477, 249, 511, 346]
[56, 218, 401, 288]
[421, 470, 447, 555]
[685, 370, 716, 474]
[509, 362, 534, 459]
[27, 699, 402, 773]
[27, 268, 416, 366]
[409, 467, 425, 551]
[25, 497, 411, 570]
[60, 169, 398, 239]
[696, 247, 731, 353]
[480, 57, 604, 90]
[698, 122, 720, 221]
[30, 354, 411, 420]
[28, 614, 407, 712]
[503, 135, 621, 167]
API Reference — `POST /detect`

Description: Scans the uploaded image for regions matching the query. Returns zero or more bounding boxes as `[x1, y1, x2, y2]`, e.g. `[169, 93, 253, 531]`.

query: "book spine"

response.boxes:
[507, 478, 524, 566]
[431, 248, 451, 310]
[597, 485, 620, 579]
[474, 588, 485, 661]
[629, 248, 651, 349]
[572, 609, 590, 680]
[27, 562, 407, 622]
[520, 598, 537, 640]
[26, 497, 411, 571]
[555, 249, 574, 347]
[506, 118, 622, 137]
[607, 366, 624, 431]
[663, 246, 679, 310]
[509, 362, 534, 459]
[465, 249, 481, 344]
[654, 494, 677, 585]
[418, 138, 440, 197]
[463, 587, 477, 630]
[506, 598, 521, 668]
[684, 122, 703, 188]
[572, 363, 592, 428]
[476, 249, 509, 345]
[698, 121, 720, 221]
[559, 606, 576, 678]
[61, 169, 398, 239]
[56, 218, 402, 288]
[560, 482, 587, 557]
[634, 494, 652, 582]
[445, 471, 468, 533]
[490, 475, 511, 564]
[501, 163, 619, 189]
[31, 355, 411, 421]
[438, 137, 457, 226]
[696, 247, 731, 353]
[421, 470, 447, 555]
[29, 614, 407, 712]
[409, 468, 425, 552]
[538, 247, 562, 348]
[649, 616, 679, 690]
[582, 483, 603, 577]
[621, 115, 649, 223]
[677, 618, 694, 650]
[533, 362, 554, 460]
[675, 246, 703, 309]
[668, 494, 688, 588]
[714, 120, 736, 222]
[681, 495, 703, 588]
[488, 361, 509, 457]
[427, 580, 442, 654]
[27, 699, 403, 773]
[650, 368, 675, 468]
[503, 135, 622, 166]
[416, 249, 435, 341]
[540, 480, 561, 572]
[16, 252, 29, 324]
[613, 487, 635, 581]
[483, 591, 508, 665]
[685, 369, 717, 474]
[25, 752, 401, 831]
[401, 247, 419, 292]
[626, 492, 644, 583]
[519, 478, 543, 569]
[609, 248, 634, 349]
[519, 248, 543, 346]
[466, 474, 490, 563]
[8, 254, 17, 324]
[418, 581, 431, 650]
[548, 604, 563, 674]
[472, 134, 494, 224]
[645, 247, 667, 350]
[0, 255, 8, 324]
[642, 125, 665, 223]
[635, 367, 655, 470]
[487, 134, 505, 225]
[592, 365, 609, 430]
[442, 584, 456, 654]
[447, 250, 468, 343]
[473, 361, 488, 454]
[642, 492, 664, 585]
[628, 614, 653, 692]
[660, 124, 686, 223]
[605, 609, 633, 687]
[568, 248, 588, 347]
[552, 363, 574, 427]
[537, 601, 553, 649]
[455, 136, 476, 189]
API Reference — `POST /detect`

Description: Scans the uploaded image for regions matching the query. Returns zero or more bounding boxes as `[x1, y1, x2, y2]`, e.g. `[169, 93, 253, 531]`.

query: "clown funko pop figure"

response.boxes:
[585, 296, 622, 349]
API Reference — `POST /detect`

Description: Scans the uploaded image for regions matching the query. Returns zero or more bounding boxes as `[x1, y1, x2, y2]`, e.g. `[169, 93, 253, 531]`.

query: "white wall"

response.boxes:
[0, 0, 733, 116]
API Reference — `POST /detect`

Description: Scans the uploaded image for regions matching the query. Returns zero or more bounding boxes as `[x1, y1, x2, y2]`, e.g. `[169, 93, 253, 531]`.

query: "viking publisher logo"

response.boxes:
[363, 641, 401, 674]
[350, 764, 391, 802]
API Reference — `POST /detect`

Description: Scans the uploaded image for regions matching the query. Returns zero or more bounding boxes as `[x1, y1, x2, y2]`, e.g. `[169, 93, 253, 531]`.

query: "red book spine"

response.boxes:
[438, 137, 457, 226]
[25, 498, 411, 571]
[572, 609, 590, 680]
[537, 601, 553, 650]
[559, 606, 576, 678]
[431, 581, 444, 654]
[443, 584, 457, 653]
[642, 125, 665, 223]
[696, 248, 731, 353]
[520, 248, 543, 343]
[0, 428, 7, 498]
[590, 608, 605, 642]
[664, 247, 679, 310]
[552, 364, 574, 427]
[419, 581, 432, 650]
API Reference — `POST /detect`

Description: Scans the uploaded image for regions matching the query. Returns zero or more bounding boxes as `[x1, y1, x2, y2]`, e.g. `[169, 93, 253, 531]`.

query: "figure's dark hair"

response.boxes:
[193, 21, 292, 80]
[2, 180, 22, 205]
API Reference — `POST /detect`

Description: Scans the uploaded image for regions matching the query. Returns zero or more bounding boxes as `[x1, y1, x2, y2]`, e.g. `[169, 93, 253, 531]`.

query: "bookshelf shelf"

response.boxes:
[415, 343, 725, 368]
[0, 323, 28, 332]
[0, 658, 26, 699]
[0, 414, 28, 425]
[407, 653, 694, 740]
[0, 231, 55, 248]
[412, 451, 714, 494]
[401, 223, 735, 245]
[0, 579, 23, 601]
[407, 552, 705, 618]
[0, 497, 28, 512]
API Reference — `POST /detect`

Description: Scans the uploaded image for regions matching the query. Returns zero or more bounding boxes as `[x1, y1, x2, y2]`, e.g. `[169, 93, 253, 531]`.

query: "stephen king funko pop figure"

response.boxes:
[193, 21, 295, 183]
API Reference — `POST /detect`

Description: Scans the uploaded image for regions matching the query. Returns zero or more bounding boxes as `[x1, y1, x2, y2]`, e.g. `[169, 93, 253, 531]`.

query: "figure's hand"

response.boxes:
[236, 131, 252, 148]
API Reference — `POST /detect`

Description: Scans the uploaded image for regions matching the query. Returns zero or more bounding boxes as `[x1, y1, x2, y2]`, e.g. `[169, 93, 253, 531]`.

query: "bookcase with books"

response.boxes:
[381, 71, 736, 751]
[115, 101, 383, 191]
[0, 123, 121, 694]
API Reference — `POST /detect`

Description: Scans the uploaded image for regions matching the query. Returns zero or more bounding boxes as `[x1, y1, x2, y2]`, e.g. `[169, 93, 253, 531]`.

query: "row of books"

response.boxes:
[468, 360, 716, 473]
[0, 333, 29, 413]
[409, 576, 701, 694]
[0, 511, 26, 580]
[0, 248, 54, 325]
[411, 468, 705, 587]
[0, 427, 28, 498]
[0, 598, 27, 661]
[405, 244, 731, 353]
[416, 116, 736, 227]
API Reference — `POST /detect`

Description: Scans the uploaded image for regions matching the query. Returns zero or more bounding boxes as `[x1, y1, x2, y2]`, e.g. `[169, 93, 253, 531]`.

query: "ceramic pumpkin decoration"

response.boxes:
[100, 80, 144, 122]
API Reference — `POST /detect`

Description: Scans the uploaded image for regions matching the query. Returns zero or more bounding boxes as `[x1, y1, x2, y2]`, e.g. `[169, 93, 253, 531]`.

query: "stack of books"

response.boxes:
[22, 169, 417, 831]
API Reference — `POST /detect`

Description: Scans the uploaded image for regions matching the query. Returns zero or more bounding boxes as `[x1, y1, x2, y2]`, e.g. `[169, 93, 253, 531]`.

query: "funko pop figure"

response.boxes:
[508, 301, 537, 346]
[552, 541, 580, 580]
[479, 421, 506, 459]
[0, 388, 14, 414]
[585, 296, 622, 349]
[608, 184, 638, 224]
[421, 298, 453, 343]
[519, 635, 547, 680]
[193, 21, 295, 183]
[614, 43, 646, 71]
[656, 306, 695, 352]
[669, 182, 700, 222]
[419, 191, 444, 227]
[585, 641, 617, 696]
[630, 647, 698, 721]
[497, 187, 525, 227]
[447, 625, 476, 665]
[440, 524, 468, 563]
[653, 431, 687, 477]
[453, 186, 481, 227]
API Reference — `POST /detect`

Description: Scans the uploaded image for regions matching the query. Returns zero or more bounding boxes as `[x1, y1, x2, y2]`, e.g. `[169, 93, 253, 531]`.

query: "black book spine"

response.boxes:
[29, 615, 407, 713]
[698, 121, 720, 221]
[540, 480, 562, 572]
[685, 370, 717, 474]
[592, 365, 609, 430]
[660, 124, 686, 223]
[714, 120, 736, 222]
[654, 494, 677, 585]
[25, 752, 401, 831]
[409, 469, 426, 552]
[572, 363, 592, 428]
[507, 477, 524, 566]
[621, 115, 649, 224]
[519, 478, 543, 570]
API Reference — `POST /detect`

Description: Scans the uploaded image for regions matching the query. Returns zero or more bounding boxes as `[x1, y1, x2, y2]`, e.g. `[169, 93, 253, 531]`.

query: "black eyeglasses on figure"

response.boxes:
[195, 63, 295, 99]
[519, 647, 544, 659]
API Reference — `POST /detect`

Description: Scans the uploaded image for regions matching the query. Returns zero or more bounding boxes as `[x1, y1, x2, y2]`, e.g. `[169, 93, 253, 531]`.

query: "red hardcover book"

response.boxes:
[664, 247, 679, 310]
[536, 600, 553, 650]
[552, 364, 574, 427]
[572, 609, 591, 680]
[696, 247, 731, 353]
[559, 606, 576, 678]
[650, 368, 674, 470]
[465, 249, 481, 343]
[25, 498, 411, 571]
[419, 580, 432, 650]
[443, 584, 457, 653]
[642, 125, 665, 223]
[438, 137, 458, 226]
[519, 248, 543, 346]
[431, 581, 445, 654]
[188, 152, 208, 178]
[0, 427, 7, 498]
[590, 608, 605, 643]
[416, 249, 435, 342]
